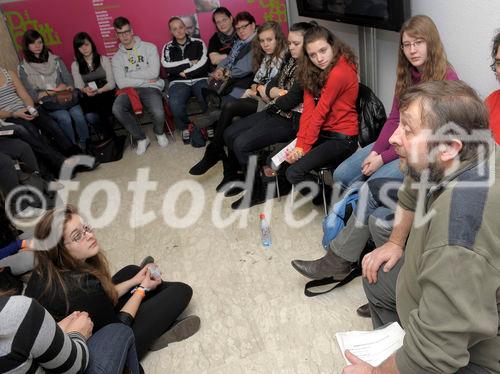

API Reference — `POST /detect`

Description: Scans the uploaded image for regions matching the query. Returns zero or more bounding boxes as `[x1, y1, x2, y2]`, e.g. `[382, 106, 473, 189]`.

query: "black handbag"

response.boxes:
[207, 76, 230, 95]
[88, 135, 126, 163]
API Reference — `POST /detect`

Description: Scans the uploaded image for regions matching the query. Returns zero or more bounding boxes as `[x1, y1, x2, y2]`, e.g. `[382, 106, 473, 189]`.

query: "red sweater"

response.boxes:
[486, 89, 500, 144]
[296, 56, 359, 153]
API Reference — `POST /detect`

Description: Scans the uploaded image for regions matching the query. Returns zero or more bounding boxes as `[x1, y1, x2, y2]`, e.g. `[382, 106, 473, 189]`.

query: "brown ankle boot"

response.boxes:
[291, 250, 356, 280]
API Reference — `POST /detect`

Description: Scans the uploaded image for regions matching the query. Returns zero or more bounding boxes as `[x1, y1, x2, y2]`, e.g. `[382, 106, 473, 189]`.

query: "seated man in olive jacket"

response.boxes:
[344, 81, 500, 374]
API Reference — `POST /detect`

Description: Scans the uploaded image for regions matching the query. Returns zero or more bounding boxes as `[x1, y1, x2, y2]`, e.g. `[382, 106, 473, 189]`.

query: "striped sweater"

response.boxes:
[0, 68, 25, 113]
[0, 296, 89, 373]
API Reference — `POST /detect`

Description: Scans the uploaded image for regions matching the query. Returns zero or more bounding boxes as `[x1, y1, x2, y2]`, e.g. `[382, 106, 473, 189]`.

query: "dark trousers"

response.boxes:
[224, 110, 298, 168]
[34, 109, 78, 154]
[286, 133, 358, 185]
[112, 88, 165, 140]
[213, 97, 257, 149]
[0, 137, 39, 172]
[0, 152, 19, 197]
[112, 265, 193, 360]
[7, 117, 65, 173]
[0, 138, 40, 212]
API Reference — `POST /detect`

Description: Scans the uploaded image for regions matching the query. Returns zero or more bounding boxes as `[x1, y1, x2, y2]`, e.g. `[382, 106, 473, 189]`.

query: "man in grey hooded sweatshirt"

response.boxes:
[111, 17, 168, 155]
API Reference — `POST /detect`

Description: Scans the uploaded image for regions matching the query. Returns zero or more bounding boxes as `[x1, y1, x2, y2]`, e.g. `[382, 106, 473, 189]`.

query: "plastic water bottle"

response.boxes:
[259, 213, 272, 248]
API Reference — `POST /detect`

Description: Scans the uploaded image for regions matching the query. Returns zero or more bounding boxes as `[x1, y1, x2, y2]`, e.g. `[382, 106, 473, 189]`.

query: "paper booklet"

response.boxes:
[336, 322, 405, 367]
[0, 119, 15, 136]
[271, 138, 297, 168]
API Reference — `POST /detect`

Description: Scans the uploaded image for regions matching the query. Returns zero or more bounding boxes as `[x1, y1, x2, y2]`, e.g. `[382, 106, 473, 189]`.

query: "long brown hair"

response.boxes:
[395, 15, 452, 100]
[251, 21, 287, 72]
[31, 205, 118, 310]
[297, 26, 357, 98]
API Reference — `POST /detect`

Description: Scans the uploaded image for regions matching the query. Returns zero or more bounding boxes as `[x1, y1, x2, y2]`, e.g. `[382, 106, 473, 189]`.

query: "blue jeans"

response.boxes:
[168, 80, 207, 131]
[86, 323, 140, 374]
[332, 143, 403, 191]
[48, 105, 89, 147]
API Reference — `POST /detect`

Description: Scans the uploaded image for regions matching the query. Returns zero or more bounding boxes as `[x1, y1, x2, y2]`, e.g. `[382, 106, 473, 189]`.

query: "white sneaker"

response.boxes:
[136, 137, 150, 156]
[156, 133, 169, 148]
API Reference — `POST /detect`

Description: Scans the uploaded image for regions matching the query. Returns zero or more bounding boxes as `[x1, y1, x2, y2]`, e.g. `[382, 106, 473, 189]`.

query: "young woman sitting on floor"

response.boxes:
[25, 205, 200, 361]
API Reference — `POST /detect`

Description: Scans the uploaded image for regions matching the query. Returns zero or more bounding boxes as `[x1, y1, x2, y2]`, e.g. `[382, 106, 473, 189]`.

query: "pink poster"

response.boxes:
[2, 0, 288, 68]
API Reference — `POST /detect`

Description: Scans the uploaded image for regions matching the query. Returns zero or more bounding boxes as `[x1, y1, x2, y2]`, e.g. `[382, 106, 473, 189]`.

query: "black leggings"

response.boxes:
[112, 265, 193, 359]
[213, 97, 257, 149]
[286, 133, 358, 185]
[224, 110, 298, 168]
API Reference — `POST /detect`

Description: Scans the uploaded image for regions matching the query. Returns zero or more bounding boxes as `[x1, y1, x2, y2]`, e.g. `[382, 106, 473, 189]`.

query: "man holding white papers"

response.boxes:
[343, 81, 499, 373]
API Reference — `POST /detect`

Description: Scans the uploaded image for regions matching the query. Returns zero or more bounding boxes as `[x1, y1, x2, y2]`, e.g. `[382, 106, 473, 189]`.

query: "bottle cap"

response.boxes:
[259, 213, 265, 219]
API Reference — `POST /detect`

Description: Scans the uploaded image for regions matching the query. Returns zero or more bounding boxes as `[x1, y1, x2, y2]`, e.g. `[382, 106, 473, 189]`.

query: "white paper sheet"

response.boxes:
[271, 138, 297, 168]
[336, 322, 405, 367]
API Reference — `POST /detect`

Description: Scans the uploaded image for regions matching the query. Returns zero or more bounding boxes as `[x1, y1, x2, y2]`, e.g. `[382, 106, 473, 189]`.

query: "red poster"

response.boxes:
[2, 0, 288, 67]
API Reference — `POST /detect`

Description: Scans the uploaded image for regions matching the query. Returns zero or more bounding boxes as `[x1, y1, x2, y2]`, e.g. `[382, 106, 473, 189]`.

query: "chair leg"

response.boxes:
[165, 120, 176, 142]
[320, 170, 328, 216]
[290, 184, 294, 209]
[275, 174, 281, 201]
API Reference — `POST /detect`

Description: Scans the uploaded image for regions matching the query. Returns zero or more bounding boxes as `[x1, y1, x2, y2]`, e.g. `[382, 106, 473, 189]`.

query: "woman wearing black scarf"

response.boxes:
[207, 7, 237, 69]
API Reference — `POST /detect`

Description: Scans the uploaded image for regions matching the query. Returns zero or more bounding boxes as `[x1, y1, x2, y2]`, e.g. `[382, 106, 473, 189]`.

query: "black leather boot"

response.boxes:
[189, 142, 222, 175]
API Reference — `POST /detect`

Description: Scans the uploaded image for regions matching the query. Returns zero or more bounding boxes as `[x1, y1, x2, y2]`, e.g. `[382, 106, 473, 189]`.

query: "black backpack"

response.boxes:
[356, 83, 387, 147]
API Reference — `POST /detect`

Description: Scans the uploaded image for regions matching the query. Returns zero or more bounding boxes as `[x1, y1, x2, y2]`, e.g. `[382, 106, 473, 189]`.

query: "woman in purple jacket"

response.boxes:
[333, 15, 459, 191]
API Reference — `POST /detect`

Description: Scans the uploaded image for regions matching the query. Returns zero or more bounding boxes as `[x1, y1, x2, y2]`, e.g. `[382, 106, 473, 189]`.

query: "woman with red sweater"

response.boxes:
[285, 26, 359, 189]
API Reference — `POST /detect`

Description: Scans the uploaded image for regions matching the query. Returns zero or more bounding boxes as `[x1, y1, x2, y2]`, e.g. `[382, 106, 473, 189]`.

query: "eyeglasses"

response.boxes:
[65, 224, 94, 245]
[401, 39, 425, 51]
[235, 23, 251, 32]
[215, 17, 230, 26]
[116, 29, 132, 36]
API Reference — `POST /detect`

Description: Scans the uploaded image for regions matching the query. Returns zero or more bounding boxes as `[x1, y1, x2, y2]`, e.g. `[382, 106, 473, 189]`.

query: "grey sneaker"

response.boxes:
[138, 256, 154, 269]
[149, 315, 200, 351]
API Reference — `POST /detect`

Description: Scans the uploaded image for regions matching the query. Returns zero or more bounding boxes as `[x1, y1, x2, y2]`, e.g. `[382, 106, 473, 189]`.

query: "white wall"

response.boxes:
[288, 0, 500, 112]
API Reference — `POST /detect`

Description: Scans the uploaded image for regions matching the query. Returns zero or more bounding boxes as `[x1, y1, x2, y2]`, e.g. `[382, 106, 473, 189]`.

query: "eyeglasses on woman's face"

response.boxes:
[401, 38, 425, 51]
[65, 223, 94, 245]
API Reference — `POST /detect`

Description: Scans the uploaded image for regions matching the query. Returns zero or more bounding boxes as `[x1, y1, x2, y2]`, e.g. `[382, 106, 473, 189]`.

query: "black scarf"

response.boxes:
[217, 30, 237, 48]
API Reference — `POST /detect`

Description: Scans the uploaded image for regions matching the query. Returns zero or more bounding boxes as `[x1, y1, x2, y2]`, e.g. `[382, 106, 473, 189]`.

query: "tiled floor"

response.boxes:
[70, 129, 371, 373]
